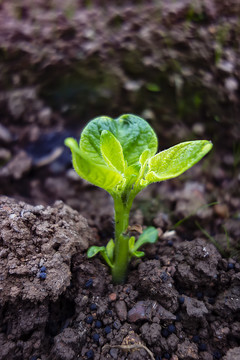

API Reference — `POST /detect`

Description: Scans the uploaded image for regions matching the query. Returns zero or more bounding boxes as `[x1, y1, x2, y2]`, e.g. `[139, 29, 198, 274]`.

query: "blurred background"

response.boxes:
[0, 0, 239, 253]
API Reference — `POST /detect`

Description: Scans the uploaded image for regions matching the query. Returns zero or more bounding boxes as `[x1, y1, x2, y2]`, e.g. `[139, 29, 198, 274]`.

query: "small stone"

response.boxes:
[109, 348, 119, 359]
[35, 147, 63, 168]
[115, 300, 127, 321]
[104, 325, 111, 334]
[0, 148, 11, 163]
[39, 272, 46, 280]
[141, 322, 162, 346]
[85, 279, 93, 289]
[168, 324, 176, 333]
[38, 107, 52, 126]
[192, 123, 205, 136]
[8, 90, 25, 118]
[124, 80, 143, 91]
[178, 296, 185, 304]
[108, 293, 117, 302]
[156, 304, 176, 323]
[113, 320, 121, 330]
[90, 303, 97, 311]
[0, 124, 13, 143]
[162, 230, 176, 239]
[0, 151, 32, 179]
[224, 77, 238, 92]
[217, 60, 234, 73]
[85, 349, 94, 359]
[214, 204, 229, 218]
[128, 301, 149, 322]
[66, 168, 82, 181]
[95, 320, 102, 329]
[227, 263, 235, 270]
[177, 339, 198, 360]
[183, 296, 208, 319]
[92, 333, 100, 343]
[160, 271, 170, 282]
[141, 109, 155, 120]
[85, 316, 93, 325]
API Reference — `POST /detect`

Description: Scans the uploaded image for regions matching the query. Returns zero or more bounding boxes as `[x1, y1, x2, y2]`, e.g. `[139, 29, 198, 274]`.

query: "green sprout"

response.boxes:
[65, 114, 212, 284]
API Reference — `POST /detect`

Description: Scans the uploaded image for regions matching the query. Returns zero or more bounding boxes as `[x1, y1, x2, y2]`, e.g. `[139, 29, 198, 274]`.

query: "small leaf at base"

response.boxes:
[87, 246, 113, 268]
[133, 227, 159, 252]
[106, 239, 115, 263]
[132, 250, 145, 258]
[128, 236, 136, 251]
[87, 246, 106, 258]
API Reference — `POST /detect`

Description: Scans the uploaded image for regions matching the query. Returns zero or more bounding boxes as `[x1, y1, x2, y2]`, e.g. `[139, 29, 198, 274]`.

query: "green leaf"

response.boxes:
[100, 130, 125, 173]
[80, 116, 117, 166]
[139, 149, 151, 166]
[106, 239, 115, 263]
[80, 114, 158, 167]
[87, 246, 106, 258]
[100, 249, 114, 268]
[145, 140, 213, 183]
[115, 114, 158, 166]
[128, 236, 136, 251]
[132, 250, 145, 258]
[133, 227, 158, 251]
[146, 83, 161, 92]
[65, 137, 124, 192]
[87, 246, 113, 268]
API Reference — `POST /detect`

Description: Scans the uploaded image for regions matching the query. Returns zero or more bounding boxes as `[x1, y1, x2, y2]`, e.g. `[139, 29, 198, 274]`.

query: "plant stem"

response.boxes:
[111, 196, 132, 284]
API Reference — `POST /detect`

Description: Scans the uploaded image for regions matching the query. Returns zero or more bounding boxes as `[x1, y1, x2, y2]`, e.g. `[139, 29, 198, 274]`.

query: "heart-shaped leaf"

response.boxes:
[80, 114, 158, 168]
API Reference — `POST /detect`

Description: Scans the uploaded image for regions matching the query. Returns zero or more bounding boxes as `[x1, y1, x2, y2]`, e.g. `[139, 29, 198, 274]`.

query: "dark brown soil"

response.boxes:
[0, 1, 240, 360]
[0, 194, 240, 360]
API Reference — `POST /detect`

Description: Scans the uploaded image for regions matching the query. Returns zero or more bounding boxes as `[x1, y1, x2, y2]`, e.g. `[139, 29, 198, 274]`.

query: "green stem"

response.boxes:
[111, 196, 132, 284]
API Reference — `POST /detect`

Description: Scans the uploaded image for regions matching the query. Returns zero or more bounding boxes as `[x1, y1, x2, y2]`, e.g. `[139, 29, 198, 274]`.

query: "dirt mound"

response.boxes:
[0, 197, 239, 359]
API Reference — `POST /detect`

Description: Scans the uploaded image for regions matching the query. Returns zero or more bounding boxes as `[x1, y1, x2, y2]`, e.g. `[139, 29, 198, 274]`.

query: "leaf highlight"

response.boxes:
[146, 140, 212, 183]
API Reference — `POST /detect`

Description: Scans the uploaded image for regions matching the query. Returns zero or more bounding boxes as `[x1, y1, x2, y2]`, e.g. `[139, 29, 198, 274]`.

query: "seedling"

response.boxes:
[65, 114, 212, 284]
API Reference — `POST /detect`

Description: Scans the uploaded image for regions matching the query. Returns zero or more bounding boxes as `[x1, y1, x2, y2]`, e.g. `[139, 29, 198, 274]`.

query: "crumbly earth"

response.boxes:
[0, 195, 239, 360]
[0, 196, 91, 304]
[0, 1, 240, 359]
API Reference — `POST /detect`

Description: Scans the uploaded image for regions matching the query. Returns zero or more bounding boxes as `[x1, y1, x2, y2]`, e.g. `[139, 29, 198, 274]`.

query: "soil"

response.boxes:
[0, 1, 240, 360]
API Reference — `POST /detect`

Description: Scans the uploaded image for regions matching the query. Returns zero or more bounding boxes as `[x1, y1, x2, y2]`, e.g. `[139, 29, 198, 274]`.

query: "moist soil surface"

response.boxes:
[0, 194, 240, 360]
[0, 136, 240, 360]
[0, 1, 240, 360]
